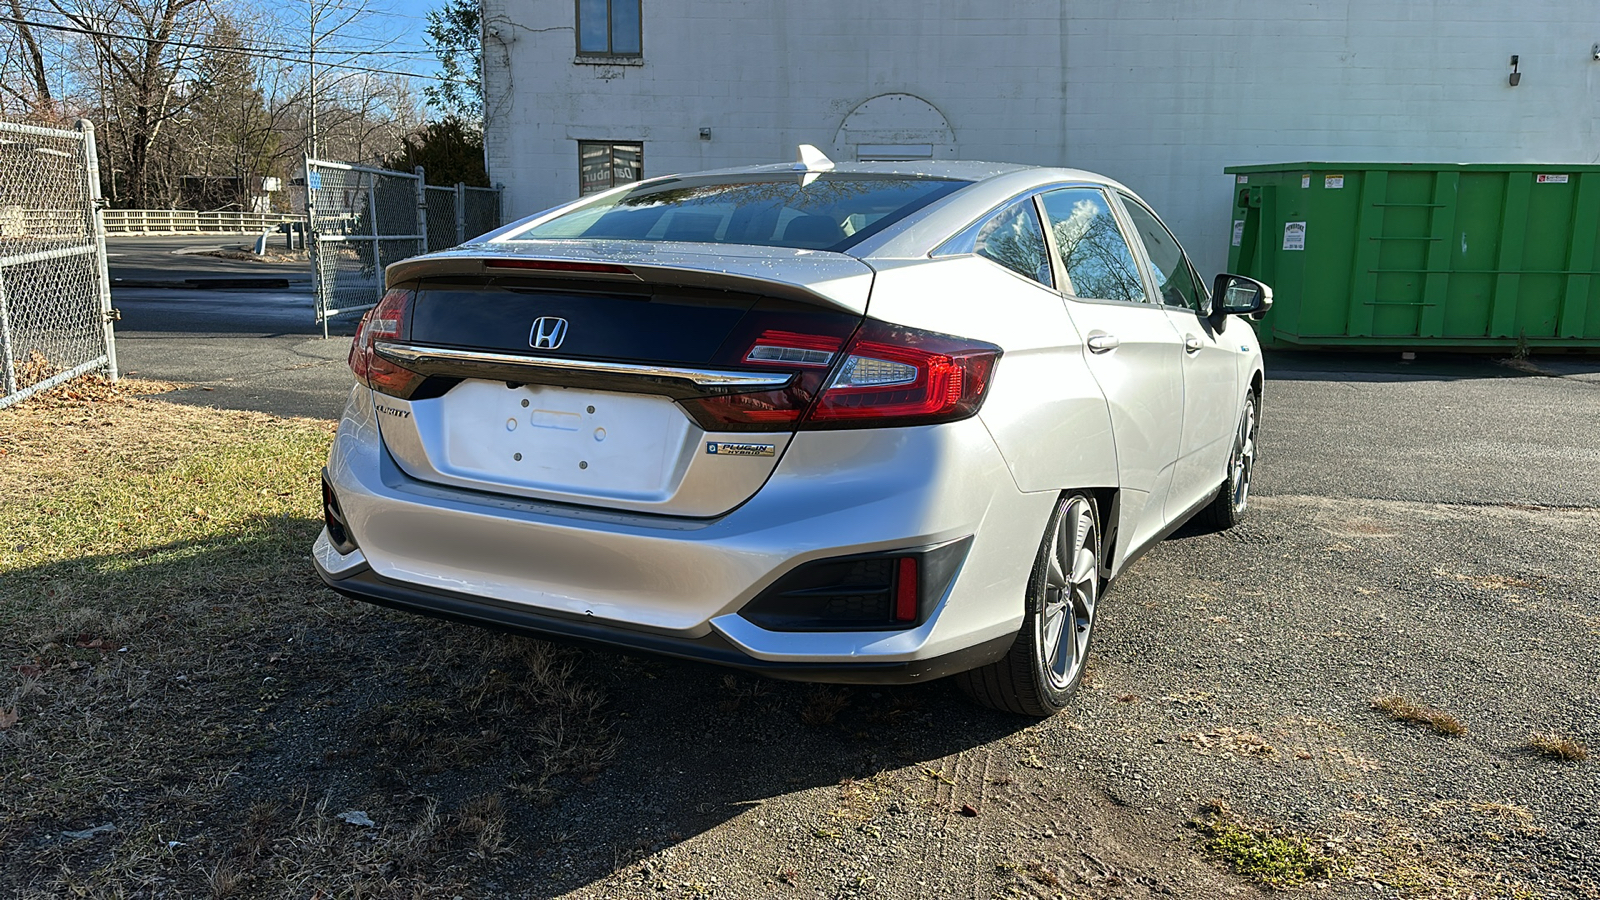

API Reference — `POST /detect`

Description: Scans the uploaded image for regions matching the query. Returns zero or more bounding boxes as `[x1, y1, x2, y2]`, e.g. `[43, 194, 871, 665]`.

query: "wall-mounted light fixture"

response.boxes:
[1509, 55, 1521, 86]
[1592, 43, 1599, 61]
[699, 127, 712, 141]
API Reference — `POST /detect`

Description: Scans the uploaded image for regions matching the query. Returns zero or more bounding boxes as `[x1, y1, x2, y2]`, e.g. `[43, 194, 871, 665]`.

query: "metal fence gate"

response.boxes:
[0, 119, 116, 410]
[304, 159, 425, 337]
[306, 158, 505, 336]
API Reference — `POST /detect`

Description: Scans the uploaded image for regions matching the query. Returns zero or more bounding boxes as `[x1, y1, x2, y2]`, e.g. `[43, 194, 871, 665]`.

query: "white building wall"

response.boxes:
[483, 0, 1600, 277]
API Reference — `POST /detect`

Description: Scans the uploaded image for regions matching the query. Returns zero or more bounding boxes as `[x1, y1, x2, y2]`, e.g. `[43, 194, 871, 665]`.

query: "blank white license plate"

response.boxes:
[438, 381, 692, 501]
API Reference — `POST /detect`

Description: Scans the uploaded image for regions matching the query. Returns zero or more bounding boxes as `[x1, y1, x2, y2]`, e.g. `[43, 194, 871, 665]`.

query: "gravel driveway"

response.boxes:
[454, 353, 1599, 899]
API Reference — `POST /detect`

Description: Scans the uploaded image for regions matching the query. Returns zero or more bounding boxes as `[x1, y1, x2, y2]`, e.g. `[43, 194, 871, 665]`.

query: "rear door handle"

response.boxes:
[1087, 333, 1120, 354]
[1184, 335, 1204, 354]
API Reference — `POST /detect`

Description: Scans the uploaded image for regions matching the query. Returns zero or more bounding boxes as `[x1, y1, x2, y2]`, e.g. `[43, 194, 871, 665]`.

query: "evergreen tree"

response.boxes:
[189, 17, 278, 209]
[388, 116, 488, 187]
[425, 0, 483, 121]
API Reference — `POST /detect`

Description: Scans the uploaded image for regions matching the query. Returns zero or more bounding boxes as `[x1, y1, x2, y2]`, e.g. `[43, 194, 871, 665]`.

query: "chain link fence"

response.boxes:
[0, 119, 116, 410]
[462, 186, 502, 246]
[307, 158, 505, 334]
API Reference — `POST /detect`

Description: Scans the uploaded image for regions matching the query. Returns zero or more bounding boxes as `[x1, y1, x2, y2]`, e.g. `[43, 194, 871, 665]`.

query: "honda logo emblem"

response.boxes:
[529, 316, 569, 350]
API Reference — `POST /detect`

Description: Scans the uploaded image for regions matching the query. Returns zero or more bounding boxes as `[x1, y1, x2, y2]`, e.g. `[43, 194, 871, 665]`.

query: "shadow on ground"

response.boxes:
[1, 520, 1026, 897]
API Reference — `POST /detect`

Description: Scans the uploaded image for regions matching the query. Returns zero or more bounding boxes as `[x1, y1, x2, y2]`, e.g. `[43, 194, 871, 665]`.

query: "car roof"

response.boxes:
[663, 158, 1118, 188]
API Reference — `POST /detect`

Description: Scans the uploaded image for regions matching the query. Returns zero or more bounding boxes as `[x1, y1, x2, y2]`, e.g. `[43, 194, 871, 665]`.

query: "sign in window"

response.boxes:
[579, 142, 643, 196]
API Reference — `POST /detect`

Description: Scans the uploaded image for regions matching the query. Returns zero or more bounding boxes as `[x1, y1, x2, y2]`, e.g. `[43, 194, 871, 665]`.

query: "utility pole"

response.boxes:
[307, 0, 318, 158]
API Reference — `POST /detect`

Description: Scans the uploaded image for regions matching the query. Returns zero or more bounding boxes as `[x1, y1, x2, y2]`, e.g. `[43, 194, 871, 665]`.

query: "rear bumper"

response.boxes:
[320, 383, 1054, 674]
[315, 549, 1015, 685]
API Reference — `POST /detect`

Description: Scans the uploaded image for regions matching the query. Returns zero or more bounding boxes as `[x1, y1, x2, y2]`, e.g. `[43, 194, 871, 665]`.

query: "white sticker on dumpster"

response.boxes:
[1536, 174, 1569, 184]
[1283, 221, 1307, 251]
[1301, 174, 1311, 189]
[1324, 174, 1345, 189]
[1232, 220, 1245, 247]
[1236, 175, 1249, 184]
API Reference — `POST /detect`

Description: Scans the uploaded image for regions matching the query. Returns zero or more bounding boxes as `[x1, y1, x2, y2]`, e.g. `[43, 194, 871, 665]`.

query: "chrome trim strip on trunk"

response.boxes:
[373, 341, 795, 389]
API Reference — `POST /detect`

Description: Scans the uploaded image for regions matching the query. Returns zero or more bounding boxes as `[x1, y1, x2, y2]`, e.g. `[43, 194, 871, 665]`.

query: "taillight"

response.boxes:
[807, 320, 1000, 428]
[348, 288, 423, 396]
[679, 319, 1000, 431]
[677, 325, 850, 429]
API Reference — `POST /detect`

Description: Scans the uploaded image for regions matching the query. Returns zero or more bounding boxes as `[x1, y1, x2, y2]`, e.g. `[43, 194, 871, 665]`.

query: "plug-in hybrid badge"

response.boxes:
[530, 317, 569, 350]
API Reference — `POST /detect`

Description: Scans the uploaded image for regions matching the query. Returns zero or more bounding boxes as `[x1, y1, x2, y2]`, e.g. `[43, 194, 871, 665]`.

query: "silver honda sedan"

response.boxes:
[315, 151, 1270, 716]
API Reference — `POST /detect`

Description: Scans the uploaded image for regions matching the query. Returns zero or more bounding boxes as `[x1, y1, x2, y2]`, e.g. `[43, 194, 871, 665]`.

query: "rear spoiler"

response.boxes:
[385, 241, 875, 314]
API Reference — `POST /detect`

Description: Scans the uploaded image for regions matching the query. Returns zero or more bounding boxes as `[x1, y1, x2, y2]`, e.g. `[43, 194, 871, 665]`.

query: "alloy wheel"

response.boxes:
[1230, 398, 1258, 512]
[1040, 495, 1098, 691]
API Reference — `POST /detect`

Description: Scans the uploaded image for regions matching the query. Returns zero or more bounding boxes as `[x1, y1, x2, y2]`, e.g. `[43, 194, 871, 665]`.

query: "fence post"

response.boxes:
[366, 169, 382, 320]
[306, 156, 327, 339]
[0, 272, 15, 397]
[77, 119, 117, 382]
[414, 166, 427, 258]
[455, 182, 466, 245]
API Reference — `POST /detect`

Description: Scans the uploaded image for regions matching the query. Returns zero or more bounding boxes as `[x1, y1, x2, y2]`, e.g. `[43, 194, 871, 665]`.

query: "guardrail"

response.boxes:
[100, 210, 301, 235]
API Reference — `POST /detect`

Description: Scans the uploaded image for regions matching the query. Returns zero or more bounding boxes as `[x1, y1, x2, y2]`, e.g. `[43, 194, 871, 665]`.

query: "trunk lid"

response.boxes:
[371, 243, 874, 517]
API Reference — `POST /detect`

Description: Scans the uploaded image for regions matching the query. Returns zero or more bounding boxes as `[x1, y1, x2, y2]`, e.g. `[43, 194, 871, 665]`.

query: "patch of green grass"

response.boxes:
[1197, 801, 1337, 889]
[0, 392, 616, 897]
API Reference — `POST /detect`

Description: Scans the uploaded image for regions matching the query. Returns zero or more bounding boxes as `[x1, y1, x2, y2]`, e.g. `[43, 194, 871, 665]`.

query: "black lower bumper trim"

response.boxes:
[316, 562, 1015, 685]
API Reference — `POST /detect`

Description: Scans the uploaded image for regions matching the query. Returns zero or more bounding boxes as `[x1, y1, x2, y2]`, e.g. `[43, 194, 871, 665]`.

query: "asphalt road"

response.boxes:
[110, 241, 1600, 505]
[1262, 351, 1600, 508]
[109, 235, 356, 420]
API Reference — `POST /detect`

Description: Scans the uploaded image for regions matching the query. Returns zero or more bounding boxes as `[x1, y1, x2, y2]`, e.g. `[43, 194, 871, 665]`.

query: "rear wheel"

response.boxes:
[958, 492, 1100, 717]
[1198, 392, 1258, 531]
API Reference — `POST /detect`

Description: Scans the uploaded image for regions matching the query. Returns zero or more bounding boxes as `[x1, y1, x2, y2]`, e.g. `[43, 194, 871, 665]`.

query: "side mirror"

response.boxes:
[1211, 274, 1273, 321]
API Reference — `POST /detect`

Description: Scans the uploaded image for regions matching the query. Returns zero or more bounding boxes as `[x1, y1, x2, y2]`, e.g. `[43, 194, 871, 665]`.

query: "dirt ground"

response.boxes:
[2, 361, 1597, 899]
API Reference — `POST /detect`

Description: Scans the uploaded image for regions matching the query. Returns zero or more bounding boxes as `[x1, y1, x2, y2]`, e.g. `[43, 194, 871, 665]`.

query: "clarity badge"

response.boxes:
[706, 441, 775, 457]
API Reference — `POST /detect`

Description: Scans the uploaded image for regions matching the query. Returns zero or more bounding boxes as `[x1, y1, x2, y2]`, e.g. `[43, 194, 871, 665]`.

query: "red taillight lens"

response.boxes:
[348, 288, 423, 396]
[678, 319, 999, 432]
[806, 321, 1000, 427]
[677, 323, 852, 429]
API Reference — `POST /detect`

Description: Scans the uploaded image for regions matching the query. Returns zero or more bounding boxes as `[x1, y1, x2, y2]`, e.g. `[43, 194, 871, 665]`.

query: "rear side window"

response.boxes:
[972, 201, 1053, 288]
[1037, 188, 1147, 304]
[1120, 196, 1204, 313]
[511, 174, 968, 252]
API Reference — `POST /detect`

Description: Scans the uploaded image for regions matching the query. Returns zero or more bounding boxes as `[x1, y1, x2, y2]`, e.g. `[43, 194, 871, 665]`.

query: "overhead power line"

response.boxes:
[8, 4, 447, 57]
[1, 14, 461, 81]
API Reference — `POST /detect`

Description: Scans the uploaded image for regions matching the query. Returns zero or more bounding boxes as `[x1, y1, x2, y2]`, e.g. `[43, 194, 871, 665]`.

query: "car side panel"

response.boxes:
[864, 257, 1120, 497]
[1164, 306, 1242, 520]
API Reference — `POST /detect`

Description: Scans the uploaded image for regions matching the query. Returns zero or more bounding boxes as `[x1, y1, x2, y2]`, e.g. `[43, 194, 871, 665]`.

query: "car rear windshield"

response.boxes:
[510, 173, 969, 252]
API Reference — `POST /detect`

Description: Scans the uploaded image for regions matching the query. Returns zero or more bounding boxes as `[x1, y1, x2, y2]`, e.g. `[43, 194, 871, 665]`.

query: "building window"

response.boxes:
[577, 0, 641, 56]
[579, 141, 643, 195]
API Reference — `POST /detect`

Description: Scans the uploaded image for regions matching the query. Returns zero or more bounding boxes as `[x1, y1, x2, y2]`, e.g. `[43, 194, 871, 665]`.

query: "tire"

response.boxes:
[1198, 392, 1258, 531]
[957, 492, 1101, 717]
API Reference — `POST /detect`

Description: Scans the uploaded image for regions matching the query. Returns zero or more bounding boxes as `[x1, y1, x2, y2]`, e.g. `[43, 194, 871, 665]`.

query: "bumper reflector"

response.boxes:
[738, 537, 972, 632]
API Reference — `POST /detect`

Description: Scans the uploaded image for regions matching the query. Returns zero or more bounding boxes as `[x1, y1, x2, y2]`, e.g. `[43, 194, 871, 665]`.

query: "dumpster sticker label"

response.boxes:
[1236, 175, 1249, 184]
[1536, 174, 1569, 184]
[1232, 220, 1245, 247]
[1324, 175, 1345, 190]
[1283, 222, 1307, 251]
[1301, 174, 1311, 189]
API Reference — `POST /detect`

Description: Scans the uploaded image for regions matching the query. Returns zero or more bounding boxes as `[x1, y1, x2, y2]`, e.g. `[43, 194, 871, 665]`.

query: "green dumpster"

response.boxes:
[1224, 162, 1600, 350]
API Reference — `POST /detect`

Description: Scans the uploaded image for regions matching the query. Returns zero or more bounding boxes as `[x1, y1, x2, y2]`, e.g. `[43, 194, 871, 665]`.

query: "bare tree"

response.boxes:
[46, 0, 208, 205]
[3, 0, 55, 110]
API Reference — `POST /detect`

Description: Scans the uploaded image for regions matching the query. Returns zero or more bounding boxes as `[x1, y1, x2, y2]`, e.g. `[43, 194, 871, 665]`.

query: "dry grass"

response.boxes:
[1524, 732, 1589, 762]
[1371, 695, 1468, 736]
[0, 386, 616, 896]
[799, 686, 851, 727]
